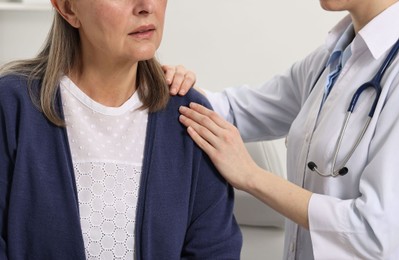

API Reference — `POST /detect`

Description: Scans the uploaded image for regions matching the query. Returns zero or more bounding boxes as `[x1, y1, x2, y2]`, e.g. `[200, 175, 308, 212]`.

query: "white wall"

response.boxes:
[0, 10, 53, 64]
[158, 0, 346, 90]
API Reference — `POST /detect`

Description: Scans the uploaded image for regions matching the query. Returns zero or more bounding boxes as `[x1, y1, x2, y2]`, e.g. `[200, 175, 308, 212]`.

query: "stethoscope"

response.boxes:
[308, 38, 399, 177]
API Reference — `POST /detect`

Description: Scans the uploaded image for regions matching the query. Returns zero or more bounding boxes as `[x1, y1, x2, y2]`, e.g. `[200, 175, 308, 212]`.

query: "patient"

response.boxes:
[0, 0, 242, 259]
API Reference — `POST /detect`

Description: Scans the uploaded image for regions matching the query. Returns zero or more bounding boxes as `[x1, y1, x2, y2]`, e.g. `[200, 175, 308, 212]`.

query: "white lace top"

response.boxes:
[60, 76, 148, 259]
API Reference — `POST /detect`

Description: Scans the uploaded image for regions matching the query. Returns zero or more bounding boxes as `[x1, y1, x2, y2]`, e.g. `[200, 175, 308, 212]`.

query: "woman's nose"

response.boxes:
[133, 0, 155, 15]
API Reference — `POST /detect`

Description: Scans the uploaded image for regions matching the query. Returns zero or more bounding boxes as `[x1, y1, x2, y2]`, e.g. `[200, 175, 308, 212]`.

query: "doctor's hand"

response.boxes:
[179, 103, 261, 191]
[180, 103, 313, 229]
[162, 65, 196, 96]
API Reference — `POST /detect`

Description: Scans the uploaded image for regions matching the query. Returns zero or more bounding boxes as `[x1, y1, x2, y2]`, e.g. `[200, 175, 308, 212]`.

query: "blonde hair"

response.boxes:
[0, 12, 169, 126]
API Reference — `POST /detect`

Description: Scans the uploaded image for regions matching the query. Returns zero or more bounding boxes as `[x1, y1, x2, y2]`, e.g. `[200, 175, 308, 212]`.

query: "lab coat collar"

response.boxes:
[326, 2, 399, 60]
[358, 1, 399, 60]
[326, 24, 354, 68]
[325, 15, 352, 53]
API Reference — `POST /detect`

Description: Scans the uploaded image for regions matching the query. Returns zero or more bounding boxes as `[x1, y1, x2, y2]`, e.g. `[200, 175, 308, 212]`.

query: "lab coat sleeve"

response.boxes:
[203, 89, 235, 124]
[308, 78, 399, 259]
[206, 46, 329, 142]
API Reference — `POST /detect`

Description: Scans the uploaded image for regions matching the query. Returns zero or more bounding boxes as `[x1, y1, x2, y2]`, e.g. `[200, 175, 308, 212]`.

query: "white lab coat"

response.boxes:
[207, 3, 399, 259]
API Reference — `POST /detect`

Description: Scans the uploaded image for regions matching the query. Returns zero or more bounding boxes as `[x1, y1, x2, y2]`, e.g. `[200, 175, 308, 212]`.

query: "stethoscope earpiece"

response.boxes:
[308, 161, 348, 177]
[338, 167, 348, 176]
[307, 162, 317, 171]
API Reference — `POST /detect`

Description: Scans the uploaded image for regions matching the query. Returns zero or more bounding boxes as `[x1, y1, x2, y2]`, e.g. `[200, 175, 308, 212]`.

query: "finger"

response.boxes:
[186, 126, 217, 158]
[178, 71, 196, 96]
[168, 65, 185, 94]
[188, 102, 232, 130]
[163, 65, 180, 95]
[162, 65, 175, 86]
[179, 113, 220, 146]
[179, 105, 223, 138]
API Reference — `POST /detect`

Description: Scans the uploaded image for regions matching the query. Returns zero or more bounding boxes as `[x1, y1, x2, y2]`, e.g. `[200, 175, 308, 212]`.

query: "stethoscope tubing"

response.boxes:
[309, 38, 399, 177]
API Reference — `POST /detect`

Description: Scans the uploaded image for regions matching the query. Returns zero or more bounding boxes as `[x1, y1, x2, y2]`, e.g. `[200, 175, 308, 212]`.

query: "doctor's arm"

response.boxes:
[179, 103, 312, 230]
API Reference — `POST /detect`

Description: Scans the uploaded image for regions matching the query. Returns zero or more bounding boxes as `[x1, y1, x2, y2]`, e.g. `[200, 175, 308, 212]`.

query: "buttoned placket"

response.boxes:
[288, 28, 354, 259]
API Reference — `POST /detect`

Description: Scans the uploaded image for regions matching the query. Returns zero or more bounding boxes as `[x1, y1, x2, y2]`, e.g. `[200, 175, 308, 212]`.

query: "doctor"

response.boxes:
[177, 0, 399, 259]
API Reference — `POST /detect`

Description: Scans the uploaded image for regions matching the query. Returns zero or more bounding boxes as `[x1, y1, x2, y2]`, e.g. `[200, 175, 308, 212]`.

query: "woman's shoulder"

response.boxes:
[168, 88, 212, 110]
[0, 74, 39, 110]
[0, 73, 27, 84]
[0, 74, 30, 97]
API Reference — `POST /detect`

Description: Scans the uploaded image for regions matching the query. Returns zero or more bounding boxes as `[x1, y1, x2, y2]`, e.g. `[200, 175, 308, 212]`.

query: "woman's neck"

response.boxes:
[69, 61, 138, 107]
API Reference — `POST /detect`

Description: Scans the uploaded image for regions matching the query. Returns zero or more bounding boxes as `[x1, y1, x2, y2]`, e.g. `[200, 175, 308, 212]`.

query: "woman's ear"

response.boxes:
[51, 0, 80, 28]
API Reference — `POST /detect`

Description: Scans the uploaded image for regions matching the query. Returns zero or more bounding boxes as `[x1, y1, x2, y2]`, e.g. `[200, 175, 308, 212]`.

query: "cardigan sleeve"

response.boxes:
[181, 153, 243, 259]
[0, 77, 15, 260]
[0, 112, 10, 259]
[180, 93, 242, 259]
[0, 137, 10, 260]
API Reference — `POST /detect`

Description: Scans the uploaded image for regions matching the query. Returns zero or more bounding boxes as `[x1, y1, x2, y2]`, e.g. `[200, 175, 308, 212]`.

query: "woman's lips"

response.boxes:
[129, 25, 155, 39]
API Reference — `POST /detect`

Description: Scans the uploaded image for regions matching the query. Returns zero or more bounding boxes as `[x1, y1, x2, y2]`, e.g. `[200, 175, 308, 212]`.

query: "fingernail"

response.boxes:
[179, 114, 186, 122]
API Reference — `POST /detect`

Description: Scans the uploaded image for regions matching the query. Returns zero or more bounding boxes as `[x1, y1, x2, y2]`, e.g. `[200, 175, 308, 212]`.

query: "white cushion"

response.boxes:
[233, 139, 287, 228]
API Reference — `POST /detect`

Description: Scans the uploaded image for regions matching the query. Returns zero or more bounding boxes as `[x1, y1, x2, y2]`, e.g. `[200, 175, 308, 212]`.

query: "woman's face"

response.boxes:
[71, 0, 167, 64]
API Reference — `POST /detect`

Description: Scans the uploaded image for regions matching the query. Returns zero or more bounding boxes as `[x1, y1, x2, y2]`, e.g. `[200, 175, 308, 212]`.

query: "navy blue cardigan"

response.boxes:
[0, 75, 242, 260]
